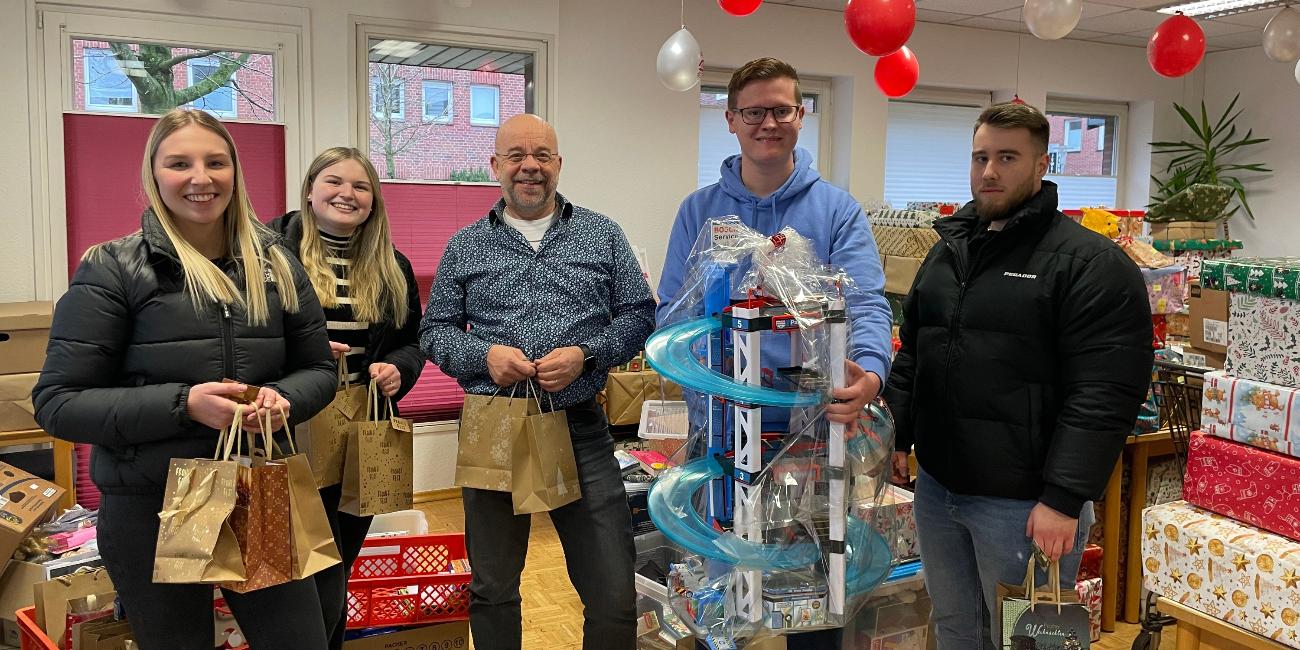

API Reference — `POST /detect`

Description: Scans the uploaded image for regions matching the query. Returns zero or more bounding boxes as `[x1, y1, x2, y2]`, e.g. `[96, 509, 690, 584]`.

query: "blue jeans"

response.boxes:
[913, 469, 1094, 649]
[462, 398, 636, 650]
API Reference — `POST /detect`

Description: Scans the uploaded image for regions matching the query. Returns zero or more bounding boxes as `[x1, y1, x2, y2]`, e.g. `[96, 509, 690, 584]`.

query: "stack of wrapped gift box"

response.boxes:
[1142, 257, 1300, 646]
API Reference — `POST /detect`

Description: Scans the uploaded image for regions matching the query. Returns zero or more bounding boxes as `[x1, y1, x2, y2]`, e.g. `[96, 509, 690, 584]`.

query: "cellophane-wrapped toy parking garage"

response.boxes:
[640, 217, 908, 648]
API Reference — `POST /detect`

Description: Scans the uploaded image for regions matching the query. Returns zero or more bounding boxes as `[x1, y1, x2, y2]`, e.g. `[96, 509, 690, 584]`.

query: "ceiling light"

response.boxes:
[370, 40, 423, 58]
[1158, 0, 1291, 19]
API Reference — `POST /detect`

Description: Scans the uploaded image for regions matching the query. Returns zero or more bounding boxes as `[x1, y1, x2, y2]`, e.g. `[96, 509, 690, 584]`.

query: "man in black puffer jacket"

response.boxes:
[883, 102, 1152, 648]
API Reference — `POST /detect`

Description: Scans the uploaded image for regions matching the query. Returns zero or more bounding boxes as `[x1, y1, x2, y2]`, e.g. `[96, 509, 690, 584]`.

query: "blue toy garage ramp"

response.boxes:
[644, 317, 823, 409]
[647, 455, 893, 596]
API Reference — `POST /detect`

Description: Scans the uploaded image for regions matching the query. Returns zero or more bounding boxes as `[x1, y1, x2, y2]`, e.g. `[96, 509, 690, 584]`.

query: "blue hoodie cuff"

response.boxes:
[853, 355, 890, 390]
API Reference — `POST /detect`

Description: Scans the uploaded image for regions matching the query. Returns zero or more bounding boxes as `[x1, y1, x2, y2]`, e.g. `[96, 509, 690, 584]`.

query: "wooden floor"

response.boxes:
[417, 496, 1177, 650]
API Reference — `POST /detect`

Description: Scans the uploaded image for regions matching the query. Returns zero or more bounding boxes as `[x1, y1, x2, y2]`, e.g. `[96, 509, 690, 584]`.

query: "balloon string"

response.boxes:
[1016, 5, 1023, 99]
[681, 0, 685, 28]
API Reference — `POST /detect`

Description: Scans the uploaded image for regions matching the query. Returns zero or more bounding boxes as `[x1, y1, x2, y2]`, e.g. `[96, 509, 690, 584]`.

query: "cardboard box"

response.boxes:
[0, 374, 38, 434]
[0, 463, 65, 573]
[1148, 220, 1217, 241]
[601, 371, 684, 427]
[871, 225, 940, 259]
[1180, 345, 1225, 370]
[0, 553, 102, 625]
[883, 256, 923, 296]
[342, 620, 468, 650]
[0, 303, 52, 376]
[1188, 280, 1229, 354]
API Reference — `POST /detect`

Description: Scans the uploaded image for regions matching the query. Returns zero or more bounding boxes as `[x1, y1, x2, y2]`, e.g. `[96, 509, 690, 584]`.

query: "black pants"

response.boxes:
[313, 482, 374, 650]
[98, 492, 328, 650]
[463, 399, 636, 650]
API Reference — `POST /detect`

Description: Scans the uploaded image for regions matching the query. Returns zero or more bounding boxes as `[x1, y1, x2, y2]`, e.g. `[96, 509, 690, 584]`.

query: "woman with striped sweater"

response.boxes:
[267, 147, 423, 649]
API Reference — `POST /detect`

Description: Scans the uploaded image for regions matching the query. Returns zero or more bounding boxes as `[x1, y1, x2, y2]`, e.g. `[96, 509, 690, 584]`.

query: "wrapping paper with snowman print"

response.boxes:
[1224, 292, 1300, 389]
[1183, 431, 1300, 542]
[1142, 500, 1300, 648]
[1201, 370, 1300, 459]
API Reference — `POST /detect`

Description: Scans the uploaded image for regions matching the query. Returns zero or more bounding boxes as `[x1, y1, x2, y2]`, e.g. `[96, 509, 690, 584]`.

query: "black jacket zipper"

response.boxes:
[220, 303, 236, 380]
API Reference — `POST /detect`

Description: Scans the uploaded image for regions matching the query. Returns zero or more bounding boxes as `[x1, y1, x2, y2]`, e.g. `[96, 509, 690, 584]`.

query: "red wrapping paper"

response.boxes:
[1183, 430, 1300, 542]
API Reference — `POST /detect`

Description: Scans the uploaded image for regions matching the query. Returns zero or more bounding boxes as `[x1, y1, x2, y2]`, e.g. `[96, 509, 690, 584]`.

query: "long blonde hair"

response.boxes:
[134, 109, 299, 324]
[297, 147, 408, 328]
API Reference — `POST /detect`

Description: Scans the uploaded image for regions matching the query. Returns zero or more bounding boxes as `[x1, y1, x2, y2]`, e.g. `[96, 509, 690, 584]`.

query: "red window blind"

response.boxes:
[384, 182, 501, 422]
[63, 113, 286, 274]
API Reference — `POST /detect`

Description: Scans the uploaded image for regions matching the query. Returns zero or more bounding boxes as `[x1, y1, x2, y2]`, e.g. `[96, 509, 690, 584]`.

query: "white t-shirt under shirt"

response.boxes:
[502, 212, 554, 251]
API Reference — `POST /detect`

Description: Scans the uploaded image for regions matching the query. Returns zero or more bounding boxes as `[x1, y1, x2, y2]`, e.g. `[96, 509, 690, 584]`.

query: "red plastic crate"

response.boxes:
[16, 606, 58, 650]
[345, 533, 471, 629]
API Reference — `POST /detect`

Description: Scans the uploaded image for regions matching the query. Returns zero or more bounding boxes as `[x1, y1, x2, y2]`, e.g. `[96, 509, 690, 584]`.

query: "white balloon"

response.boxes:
[1295, 59, 1300, 85]
[1023, 0, 1083, 41]
[1263, 7, 1300, 63]
[656, 28, 703, 92]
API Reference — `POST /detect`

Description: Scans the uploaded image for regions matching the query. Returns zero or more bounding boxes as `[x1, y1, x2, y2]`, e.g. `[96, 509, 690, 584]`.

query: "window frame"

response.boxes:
[185, 55, 237, 118]
[81, 47, 138, 112]
[1064, 118, 1083, 152]
[469, 84, 500, 127]
[421, 79, 453, 124]
[1045, 97, 1129, 209]
[371, 76, 405, 120]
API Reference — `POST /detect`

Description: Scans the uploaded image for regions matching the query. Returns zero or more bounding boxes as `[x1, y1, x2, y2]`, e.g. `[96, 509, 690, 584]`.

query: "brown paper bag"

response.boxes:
[76, 617, 133, 650]
[220, 419, 293, 593]
[296, 357, 367, 488]
[33, 567, 114, 638]
[274, 410, 343, 579]
[153, 411, 246, 585]
[511, 388, 580, 514]
[340, 383, 413, 517]
[455, 389, 532, 492]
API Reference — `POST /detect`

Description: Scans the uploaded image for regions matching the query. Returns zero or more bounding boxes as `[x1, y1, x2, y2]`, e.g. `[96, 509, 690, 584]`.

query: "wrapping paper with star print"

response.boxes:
[1224, 292, 1300, 389]
[1201, 371, 1300, 459]
[1142, 500, 1300, 647]
[1183, 431, 1300, 543]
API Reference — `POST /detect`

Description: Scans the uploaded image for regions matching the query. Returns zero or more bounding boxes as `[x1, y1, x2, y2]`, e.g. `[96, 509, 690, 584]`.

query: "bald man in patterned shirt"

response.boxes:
[419, 114, 655, 650]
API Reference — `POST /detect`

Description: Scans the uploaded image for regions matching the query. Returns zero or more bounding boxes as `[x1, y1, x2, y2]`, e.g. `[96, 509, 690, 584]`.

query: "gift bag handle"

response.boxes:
[1022, 552, 1067, 614]
[213, 405, 245, 461]
[365, 380, 397, 423]
[524, 378, 556, 413]
[338, 355, 352, 391]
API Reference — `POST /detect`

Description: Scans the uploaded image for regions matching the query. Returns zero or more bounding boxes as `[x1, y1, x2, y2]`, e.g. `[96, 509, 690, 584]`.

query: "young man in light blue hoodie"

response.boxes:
[657, 57, 893, 428]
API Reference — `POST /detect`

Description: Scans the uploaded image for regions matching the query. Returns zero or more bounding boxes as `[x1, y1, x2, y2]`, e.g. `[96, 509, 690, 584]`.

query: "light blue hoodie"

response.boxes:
[657, 148, 893, 404]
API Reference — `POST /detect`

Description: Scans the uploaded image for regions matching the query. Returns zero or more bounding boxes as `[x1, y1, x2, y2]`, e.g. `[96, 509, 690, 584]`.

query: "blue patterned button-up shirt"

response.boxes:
[419, 193, 656, 409]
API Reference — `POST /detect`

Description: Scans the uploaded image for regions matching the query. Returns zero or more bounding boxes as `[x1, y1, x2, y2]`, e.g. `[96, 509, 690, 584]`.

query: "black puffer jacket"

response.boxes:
[884, 182, 1153, 516]
[33, 209, 336, 494]
[264, 211, 425, 404]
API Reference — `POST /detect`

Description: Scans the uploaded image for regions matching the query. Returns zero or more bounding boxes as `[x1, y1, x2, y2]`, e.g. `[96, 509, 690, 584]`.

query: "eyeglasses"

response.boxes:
[730, 105, 800, 125]
[495, 151, 557, 165]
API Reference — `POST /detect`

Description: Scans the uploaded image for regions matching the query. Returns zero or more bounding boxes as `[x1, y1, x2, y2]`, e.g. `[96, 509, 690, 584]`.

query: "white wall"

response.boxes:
[1203, 47, 1300, 257]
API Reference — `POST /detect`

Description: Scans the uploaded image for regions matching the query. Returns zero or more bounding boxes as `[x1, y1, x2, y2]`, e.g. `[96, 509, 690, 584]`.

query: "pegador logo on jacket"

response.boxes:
[1004, 271, 1038, 279]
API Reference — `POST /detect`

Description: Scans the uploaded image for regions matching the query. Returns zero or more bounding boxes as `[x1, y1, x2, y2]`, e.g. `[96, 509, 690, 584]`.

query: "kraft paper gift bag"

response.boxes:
[272, 407, 342, 579]
[340, 383, 414, 517]
[219, 421, 292, 594]
[33, 566, 114, 640]
[997, 554, 1091, 649]
[510, 386, 580, 515]
[152, 410, 246, 585]
[454, 387, 532, 492]
[296, 356, 367, 488]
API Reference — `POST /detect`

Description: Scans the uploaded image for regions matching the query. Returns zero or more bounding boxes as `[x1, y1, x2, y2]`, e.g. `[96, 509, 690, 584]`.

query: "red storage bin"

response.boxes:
[16, 606, 58, 650]
[346, 533, 471, 629]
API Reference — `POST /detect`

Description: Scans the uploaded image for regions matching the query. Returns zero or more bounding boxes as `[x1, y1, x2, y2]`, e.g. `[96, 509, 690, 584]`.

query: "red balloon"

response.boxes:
[845, 0, 916, 57]
[719, 0, 762, 16]
[875, 46, 919, 98]
[1147, 14, 1205, 78]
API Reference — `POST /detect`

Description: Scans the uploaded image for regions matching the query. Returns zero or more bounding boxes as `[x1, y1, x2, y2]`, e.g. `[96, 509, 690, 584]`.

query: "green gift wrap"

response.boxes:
[1200, 257, 1300, 300]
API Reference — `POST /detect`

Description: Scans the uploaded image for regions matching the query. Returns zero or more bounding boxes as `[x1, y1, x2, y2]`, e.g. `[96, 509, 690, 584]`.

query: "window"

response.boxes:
[882, 90, 990, 208]
[1064, 119, 1083, 152]
[1046, 100, 1127, 210]
[187, 56, 237, 118]
[371, 77, 405, 120]
[470, 85, 500, 126]
[697, 73, 831, 189]
[422, 80, 453, 123]
[73, 40, 275, 120]
[82, 47, 136, 111]
[364, 37, 537, 181]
